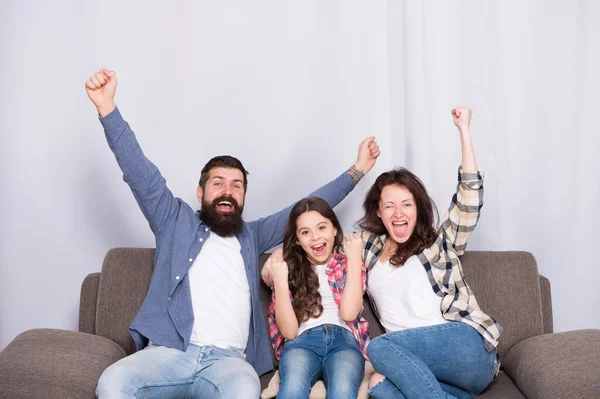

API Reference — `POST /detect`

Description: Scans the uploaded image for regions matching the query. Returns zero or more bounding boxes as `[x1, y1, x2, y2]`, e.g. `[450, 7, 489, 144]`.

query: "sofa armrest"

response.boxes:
[79, 272, 101, 334]
[0, 329, 126, 399]
[503, 330, 600, 399]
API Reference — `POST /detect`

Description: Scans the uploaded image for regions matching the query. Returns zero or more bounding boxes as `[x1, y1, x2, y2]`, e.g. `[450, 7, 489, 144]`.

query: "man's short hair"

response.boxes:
[198, 155, 249, 192]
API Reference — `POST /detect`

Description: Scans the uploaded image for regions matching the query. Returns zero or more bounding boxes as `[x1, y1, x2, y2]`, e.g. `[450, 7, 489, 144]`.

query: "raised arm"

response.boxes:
[440, 107, 483, 255]
[452, 107, 477, 173]
[85, 69, 178, 234]
[269, 258, 298, 340]
[252, 137, 381, 254]
[339, 234, 367, 321]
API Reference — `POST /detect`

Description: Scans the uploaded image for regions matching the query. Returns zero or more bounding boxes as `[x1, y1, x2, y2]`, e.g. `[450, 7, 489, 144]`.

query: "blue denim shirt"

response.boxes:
[100, 108, 356, 375]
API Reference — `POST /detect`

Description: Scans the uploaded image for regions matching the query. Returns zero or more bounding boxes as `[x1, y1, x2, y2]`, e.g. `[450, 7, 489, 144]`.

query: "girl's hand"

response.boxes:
[270, 259, 289, 284]
[343, 233, 363, 264]
[262, 248, 284, 286]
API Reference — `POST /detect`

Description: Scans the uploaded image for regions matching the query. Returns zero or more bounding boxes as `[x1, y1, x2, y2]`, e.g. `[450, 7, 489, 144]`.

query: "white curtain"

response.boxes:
[1, 0, 598, 350]
[387, 0, 600, 333]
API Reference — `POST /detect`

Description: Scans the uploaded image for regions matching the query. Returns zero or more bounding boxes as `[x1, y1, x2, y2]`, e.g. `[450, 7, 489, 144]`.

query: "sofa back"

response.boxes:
[93, 248, 155, 355]
[80, 249, 550, 362]
[458, 251, 547, 360]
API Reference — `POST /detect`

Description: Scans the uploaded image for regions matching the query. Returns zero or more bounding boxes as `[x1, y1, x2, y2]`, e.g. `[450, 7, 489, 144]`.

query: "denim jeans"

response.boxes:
[367, 322, 498, 399]
[96, 343, 260, 398]
[277, 324, 365, 399]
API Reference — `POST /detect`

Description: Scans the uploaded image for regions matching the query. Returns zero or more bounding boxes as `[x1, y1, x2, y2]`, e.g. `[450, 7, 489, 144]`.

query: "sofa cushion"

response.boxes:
[0, 329, 126, 399]
[503, 329, 600, 399]
[476, 372, 525, 398]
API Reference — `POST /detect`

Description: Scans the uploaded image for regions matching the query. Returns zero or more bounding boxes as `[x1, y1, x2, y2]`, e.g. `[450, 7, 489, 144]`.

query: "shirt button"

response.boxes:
[168, 296, 171, 300]
[205, 228, 209, 232]
[199, 238, 203, 242]
[189, 258, 193, 262]
[175, 276, 180, 280]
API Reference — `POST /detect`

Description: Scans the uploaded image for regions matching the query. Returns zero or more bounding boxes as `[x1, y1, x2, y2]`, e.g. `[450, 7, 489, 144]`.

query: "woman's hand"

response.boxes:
[451, 107, 477, 173]
[452, 107, 472, 133]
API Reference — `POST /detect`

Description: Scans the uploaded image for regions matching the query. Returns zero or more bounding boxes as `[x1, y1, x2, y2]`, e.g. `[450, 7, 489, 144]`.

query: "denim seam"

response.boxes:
[390, 321, 468, 337]
[199, 374, 222, 390]
[137, 379, 196, 389]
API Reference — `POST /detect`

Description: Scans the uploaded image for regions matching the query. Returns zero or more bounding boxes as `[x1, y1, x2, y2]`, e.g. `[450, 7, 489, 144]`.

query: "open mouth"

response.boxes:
[311, 243, 327, 257]
[216, 201, 234, 212]
[391, 220, 408, 236]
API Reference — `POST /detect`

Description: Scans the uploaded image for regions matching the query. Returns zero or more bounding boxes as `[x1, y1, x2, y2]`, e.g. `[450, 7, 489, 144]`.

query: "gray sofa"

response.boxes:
[1, 248, 599, 398]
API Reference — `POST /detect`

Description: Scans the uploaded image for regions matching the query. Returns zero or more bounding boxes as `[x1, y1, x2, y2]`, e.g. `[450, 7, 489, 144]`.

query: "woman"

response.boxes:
[267, 197, 370, 399]
[361, 107, 502, 399]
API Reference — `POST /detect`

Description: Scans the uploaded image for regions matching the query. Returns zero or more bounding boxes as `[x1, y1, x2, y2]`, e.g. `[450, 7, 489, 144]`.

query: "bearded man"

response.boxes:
[84, 68, 380, 399]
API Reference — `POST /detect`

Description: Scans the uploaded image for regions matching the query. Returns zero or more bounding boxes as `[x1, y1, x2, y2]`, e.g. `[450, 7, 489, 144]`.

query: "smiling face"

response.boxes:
[197, 167, 246, 212]
[377, 184, 418, 244]
[197, 167, 246, 237]
[295, 210, 338, 265]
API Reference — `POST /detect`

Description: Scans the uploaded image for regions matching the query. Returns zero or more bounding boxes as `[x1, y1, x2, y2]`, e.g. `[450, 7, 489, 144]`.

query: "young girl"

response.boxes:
[267, 197, 370, 399]
[361, 107, 501, 399]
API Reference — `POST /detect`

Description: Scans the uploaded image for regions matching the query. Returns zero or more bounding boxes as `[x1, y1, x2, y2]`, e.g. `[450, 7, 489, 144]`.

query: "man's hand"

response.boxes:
[85, 68, 117, 118]
[261, 248, 284, 287]
[452, 107, 472, 133]
[354, 136, 381, 174]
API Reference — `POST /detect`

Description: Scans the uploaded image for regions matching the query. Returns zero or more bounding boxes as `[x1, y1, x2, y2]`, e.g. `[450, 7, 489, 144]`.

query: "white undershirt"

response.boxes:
[188, 233, 250, 355]
[368, 256, 448, 333]
[297, 264, 351, 336]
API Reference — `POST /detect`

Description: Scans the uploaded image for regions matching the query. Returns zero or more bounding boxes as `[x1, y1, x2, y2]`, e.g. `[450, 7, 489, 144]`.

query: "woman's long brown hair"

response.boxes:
[283, 197, 344, 324]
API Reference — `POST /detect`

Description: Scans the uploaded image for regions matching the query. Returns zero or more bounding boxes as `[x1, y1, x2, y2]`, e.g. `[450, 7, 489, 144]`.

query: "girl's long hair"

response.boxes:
[283, 197, 344, 324]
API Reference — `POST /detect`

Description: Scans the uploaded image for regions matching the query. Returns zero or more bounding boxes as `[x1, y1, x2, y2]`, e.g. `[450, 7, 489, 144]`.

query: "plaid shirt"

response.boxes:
[268, 252, 370, 360]
[362, 167, 503, 351]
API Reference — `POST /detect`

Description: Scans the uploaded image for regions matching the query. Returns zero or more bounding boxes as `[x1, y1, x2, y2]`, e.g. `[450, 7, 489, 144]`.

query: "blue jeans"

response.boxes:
[277, 324, 365, 399]
[96, 343, 260, 398]
[367, 322, 498, 399]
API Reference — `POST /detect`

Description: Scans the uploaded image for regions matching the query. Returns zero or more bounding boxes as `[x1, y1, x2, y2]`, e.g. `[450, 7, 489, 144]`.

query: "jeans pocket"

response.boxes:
[285, 330, 309, 347]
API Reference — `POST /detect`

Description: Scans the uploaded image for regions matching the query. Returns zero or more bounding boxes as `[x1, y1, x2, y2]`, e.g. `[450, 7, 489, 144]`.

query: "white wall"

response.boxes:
[0, 1, 392, 349]
[1, 0, 598, 350]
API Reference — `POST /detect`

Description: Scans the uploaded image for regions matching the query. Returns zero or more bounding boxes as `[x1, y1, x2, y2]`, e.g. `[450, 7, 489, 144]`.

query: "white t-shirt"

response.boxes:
[297, 264, 351, 336]
[368, 256, 448, 333]
[188, 233, 250, 355]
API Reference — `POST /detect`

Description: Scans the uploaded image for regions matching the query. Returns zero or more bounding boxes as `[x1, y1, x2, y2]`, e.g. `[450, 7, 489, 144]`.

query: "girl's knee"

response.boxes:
[278, 375, 312, 399]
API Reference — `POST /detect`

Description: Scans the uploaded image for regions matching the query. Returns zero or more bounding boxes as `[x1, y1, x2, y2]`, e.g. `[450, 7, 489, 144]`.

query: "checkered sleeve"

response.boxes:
[440, 166, 484, 256]
[268, 290, 286, 361]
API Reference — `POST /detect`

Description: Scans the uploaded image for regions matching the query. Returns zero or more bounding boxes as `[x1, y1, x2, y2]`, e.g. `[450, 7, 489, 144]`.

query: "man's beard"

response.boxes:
[199, 195, 244, 237]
